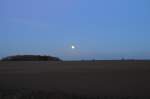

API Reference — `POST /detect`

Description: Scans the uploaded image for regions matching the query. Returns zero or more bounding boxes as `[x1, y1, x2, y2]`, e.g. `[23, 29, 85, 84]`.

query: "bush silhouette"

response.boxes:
[1, 55, 62, 61]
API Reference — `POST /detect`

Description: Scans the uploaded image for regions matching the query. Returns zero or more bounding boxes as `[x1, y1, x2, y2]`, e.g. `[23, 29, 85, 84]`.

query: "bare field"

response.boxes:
[0, 61, 150, 96]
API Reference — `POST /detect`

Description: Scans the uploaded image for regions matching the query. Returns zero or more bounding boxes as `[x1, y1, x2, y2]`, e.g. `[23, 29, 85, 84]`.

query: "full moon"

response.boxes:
[71, 45, 75, 49]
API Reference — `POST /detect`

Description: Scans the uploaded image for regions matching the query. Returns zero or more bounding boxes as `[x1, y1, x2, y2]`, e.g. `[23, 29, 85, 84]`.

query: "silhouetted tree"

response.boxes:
[1, 55, 62, 61]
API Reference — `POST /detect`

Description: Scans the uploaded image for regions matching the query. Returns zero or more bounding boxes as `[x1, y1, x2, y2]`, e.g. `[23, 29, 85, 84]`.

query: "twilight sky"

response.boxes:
[0, 0, 150, 60]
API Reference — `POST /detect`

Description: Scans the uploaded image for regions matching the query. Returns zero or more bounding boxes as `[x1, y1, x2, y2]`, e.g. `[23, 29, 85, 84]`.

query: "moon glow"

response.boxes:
[71, 45, 75, 49]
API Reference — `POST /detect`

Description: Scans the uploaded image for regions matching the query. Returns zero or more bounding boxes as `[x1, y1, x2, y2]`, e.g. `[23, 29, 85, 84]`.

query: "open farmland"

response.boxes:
[0, 61, 150, 97]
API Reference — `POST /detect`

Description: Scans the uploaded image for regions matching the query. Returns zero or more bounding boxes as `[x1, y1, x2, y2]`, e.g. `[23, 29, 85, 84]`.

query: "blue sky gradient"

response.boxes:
[0, 0, 150, 60]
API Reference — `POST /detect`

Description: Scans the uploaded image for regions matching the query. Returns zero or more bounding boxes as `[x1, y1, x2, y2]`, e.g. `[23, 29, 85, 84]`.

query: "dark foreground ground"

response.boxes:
[0, 61, 150, 98]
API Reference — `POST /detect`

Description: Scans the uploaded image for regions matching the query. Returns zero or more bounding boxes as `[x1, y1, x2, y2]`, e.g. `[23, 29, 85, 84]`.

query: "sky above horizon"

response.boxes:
[0, 0, 150, 60]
